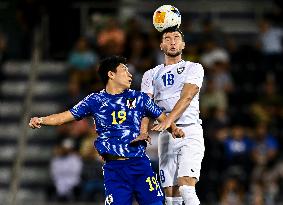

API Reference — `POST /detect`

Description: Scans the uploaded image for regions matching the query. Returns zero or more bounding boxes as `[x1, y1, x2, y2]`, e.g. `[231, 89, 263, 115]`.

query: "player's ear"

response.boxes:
[182, 41, 185, 49]
[160, 43, 163, 51]
[108, 71, 115, 80]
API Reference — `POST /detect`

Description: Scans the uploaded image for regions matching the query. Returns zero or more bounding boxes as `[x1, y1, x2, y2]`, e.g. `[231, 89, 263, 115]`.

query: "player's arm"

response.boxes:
[138, 69, 155, 142]
[140, 93, 153, 132]
[136, 93, 153, 144]
[155, 112, 185, 138]
[152, 63, 204, 131]
[131, 111, 184, 143]
[29, 111, 75, 129]
[151, 83, 199, 131]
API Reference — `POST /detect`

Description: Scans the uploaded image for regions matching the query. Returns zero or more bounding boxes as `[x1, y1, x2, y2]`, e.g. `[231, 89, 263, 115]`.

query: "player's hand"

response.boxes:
[151, 118, 172, 132]
[171, 127, 185, 138]
[130, 132, 152, 145]
[29, 117, 43, 129]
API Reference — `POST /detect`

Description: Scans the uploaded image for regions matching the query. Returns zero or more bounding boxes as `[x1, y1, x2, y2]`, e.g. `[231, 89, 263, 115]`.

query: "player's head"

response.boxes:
[98, 56, 132, 89]
[160, 26, 185, 57]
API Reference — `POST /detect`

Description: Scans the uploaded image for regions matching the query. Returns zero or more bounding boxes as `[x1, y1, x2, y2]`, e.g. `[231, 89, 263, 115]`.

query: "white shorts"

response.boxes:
[158, 124, 205, 188]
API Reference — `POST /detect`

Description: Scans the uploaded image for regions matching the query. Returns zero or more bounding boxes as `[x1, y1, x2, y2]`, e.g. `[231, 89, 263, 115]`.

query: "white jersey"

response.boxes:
[141, 60, 204, 125]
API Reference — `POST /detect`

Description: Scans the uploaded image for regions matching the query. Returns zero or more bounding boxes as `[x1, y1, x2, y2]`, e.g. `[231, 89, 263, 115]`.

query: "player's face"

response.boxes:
[160, 31, 185, 57]
[112, 64, 132, 89]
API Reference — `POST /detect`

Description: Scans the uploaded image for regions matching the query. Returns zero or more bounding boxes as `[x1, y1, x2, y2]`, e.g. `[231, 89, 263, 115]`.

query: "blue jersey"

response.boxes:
[70, 89, 162, 158]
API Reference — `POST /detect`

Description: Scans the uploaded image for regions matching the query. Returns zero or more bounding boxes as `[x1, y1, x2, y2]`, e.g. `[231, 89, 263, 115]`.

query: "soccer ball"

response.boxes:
[153, 5, 181, 32]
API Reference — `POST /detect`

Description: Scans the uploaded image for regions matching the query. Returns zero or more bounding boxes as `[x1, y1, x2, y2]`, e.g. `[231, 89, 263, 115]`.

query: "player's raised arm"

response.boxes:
[29, 111, 75, 129]
[29, 91, 94, 129]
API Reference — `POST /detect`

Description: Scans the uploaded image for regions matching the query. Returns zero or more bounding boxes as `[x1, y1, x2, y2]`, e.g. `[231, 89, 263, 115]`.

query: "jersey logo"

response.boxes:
[177, 67, 185, 74]
[105, 194, 113, 204]
[126, 98, 136, 109]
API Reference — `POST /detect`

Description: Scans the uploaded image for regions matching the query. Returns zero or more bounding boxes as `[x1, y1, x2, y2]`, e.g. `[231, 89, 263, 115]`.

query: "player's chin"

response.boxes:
[125, 82, 131, 89]
[166, 50, 182, 57]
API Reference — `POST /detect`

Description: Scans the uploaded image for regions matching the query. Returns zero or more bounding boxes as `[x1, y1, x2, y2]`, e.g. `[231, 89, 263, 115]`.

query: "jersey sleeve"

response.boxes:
[185, 63, 204, 88]
[69, 94, 93, 120]
[142, 92, 162, 119]
[141, 69, 154, 95]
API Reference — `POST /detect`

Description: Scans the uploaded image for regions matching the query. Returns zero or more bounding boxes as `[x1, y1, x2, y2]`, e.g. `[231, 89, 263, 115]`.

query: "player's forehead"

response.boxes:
[116, 63, 128, 71]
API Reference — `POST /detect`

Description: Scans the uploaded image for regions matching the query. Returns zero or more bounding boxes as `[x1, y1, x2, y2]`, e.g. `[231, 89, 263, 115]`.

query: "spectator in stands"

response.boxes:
[97, 17, 125, 56]
[200, 39, 234, 94]
[264, 159, 283, 203]
[251, 122, 278, 166]
[68, 37, 98, 71]
[79, 126, 104, 202]
[223, 124, 252, 174]
[200, 77, 228, 118]
[249, 182, 265, 205]
[250, 75, 283, 127]
[250, 122, 279, 197]
[257, 17, 283, 71]
[50, 138, 82, 201]
[200, 39, 229, 69]
[56, 119, 90, 152]
[68, 36, 100, 96]
[257, 18, 283, 56]
[220, 176, 245, 205]
[201, 40, 234, 93]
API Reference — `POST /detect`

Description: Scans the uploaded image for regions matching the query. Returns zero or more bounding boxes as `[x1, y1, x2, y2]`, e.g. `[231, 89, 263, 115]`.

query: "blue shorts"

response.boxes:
[103, 156, 164, 205]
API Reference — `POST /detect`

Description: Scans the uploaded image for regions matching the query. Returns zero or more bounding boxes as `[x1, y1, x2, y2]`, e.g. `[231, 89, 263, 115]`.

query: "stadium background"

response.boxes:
[0, 0, 283, 204]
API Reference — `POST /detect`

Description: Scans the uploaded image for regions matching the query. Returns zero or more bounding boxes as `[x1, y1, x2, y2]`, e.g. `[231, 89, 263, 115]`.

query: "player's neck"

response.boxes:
[164, 55, 183, 66]
[105, 84, 125, 95]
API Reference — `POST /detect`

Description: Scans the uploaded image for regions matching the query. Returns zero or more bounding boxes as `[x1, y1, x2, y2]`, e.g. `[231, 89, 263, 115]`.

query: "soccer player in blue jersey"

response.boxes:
[29, 56, 184, 205]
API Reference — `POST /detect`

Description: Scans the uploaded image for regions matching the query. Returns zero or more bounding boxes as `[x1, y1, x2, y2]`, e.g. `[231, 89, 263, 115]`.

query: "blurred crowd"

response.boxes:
[1, 0, 283, 204]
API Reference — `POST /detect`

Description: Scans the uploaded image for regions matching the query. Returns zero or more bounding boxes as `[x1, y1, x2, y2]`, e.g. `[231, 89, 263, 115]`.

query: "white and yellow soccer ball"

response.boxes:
[153, 5, 181, 32]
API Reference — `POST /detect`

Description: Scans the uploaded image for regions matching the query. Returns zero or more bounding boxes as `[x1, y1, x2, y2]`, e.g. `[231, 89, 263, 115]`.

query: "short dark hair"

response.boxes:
[98, 56, 127, 85]
[160, 26, 184, 42]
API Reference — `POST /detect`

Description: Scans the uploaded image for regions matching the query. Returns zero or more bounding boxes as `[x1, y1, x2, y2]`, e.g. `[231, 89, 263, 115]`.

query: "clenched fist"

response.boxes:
[29, 117, 43, 129]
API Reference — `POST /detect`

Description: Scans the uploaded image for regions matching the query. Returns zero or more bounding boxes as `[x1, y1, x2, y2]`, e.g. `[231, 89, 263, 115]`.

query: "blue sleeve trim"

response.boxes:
[69, 108, 81, 120]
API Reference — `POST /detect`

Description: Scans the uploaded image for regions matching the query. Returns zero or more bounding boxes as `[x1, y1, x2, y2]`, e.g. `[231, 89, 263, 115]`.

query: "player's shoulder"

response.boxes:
[184, 60, 204, 73]
[88, 90, 107, 100]
[127, 89, 144, 96]
[77, 92, 100, 105]
[185, 60, 203, 69]
[84, 92, 98, 100]
[143, 64, 163, 76]
[127, 89, 149, 99]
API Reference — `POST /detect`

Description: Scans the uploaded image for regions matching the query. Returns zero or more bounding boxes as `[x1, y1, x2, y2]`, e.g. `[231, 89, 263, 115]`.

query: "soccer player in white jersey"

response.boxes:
[141, 27, 205, 205]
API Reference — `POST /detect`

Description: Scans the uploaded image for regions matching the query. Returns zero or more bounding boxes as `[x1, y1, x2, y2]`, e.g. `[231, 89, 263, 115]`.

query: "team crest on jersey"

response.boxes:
[177, 67, 185, 74]
[126, 98, 136, 109]
[105, 194, 113, 204]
